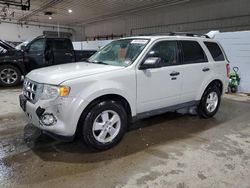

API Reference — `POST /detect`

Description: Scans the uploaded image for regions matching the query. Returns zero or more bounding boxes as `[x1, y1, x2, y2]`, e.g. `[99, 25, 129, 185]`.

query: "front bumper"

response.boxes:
[19, 94, 78, 141]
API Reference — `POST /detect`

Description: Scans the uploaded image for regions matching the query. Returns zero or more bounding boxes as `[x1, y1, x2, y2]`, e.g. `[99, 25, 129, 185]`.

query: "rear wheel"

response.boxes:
[81, 100, 127, 150]
[198, 86, 221, 118]
[0, 65, 21, 87]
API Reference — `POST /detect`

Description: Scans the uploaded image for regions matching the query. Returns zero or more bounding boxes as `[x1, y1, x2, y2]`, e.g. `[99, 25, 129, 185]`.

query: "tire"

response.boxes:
[230, 86, 237, 93]
[81, 100, 128, 151]
[0, 65, 22, 87]
[198, 86, 221, 119]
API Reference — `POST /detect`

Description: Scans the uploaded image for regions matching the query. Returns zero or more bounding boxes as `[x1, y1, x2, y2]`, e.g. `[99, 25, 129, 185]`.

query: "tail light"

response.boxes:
[226, 63, 230, 78]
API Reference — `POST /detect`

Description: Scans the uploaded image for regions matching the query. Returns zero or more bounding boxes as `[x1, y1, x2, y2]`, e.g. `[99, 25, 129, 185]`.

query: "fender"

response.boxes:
[195, 76, 225, 101]
[64, 79, 136, 134]
[0, 62, 26, 75]
[0, 49, 26, 75]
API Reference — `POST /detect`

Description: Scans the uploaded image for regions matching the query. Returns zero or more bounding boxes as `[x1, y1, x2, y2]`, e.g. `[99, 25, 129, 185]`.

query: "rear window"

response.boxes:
[181, 41, 207, 64]
[52, 39, 72, 50]
[204, 42, 225, 61]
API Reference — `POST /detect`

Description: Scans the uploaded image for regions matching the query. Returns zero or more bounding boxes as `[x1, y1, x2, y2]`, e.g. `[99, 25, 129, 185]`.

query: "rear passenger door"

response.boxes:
[51, 39, 75, 65]
[179, 40, 213, 103]
[204, 41, 227, 80]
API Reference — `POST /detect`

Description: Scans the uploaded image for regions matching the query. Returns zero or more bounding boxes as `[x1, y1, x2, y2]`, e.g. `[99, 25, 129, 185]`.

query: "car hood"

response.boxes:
[26, 62, 124, 85]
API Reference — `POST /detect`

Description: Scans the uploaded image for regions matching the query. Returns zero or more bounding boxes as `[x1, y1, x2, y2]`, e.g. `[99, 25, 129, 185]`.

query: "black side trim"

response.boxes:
[42, 131, 74, 142]
[132, 100, 199, 122]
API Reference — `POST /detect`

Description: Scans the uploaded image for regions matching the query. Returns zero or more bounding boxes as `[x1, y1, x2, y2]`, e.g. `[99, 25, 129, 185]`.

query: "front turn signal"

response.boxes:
[59, 86, 70, 97]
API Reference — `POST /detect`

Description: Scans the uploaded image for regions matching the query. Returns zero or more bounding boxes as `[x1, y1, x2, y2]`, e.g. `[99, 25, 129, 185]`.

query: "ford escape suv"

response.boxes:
[20, 33, 229, 150]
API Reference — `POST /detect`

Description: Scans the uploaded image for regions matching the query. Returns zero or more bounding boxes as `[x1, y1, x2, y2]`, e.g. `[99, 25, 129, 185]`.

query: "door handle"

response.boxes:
[171, 77, 177, 80]
[202, 67, 210, 72]
[37, 53, 42, 56]
[65, 53, 73, 56]
[170, 71, 180, 76]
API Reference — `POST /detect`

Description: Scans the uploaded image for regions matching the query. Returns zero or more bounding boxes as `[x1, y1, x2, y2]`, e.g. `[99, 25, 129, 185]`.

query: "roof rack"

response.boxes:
[150, 32, 210, 38]
[169, 32, 210, 38]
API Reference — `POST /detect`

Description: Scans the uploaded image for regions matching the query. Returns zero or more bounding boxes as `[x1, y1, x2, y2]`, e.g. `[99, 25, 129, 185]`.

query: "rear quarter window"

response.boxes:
[181, 41, 208, 64]
[204, 42, 225, 61]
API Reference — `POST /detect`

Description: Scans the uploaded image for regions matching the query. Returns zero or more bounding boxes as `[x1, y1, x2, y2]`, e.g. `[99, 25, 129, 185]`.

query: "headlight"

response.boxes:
[40, 84, 70, 100]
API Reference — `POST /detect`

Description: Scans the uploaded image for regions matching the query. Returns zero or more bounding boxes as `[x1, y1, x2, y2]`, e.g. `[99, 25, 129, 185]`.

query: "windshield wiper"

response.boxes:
[90, 60, 109, 65]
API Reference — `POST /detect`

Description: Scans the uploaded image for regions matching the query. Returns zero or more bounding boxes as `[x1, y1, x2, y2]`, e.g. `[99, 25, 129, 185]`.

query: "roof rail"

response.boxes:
[169, 32, 210, 38]
[150, 32, 210, 38]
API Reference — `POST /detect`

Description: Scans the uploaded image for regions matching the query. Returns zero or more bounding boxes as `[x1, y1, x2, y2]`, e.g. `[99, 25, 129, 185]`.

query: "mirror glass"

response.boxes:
[21, 45, 27, 51]
[140, 57, 161, 69]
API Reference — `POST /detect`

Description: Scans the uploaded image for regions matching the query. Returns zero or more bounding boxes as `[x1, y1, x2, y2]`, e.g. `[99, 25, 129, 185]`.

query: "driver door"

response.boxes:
[24, 38, 46, 72]
[136, 40, 183, 113]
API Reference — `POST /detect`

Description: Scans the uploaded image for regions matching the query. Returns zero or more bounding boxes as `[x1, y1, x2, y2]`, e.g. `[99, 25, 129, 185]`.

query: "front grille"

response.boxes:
[23, 79, 42, 103]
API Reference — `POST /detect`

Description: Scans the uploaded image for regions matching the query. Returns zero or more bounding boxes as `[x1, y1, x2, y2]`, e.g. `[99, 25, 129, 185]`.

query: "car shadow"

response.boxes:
[0, 85, 22, 90]
[23, 111, 223, 164]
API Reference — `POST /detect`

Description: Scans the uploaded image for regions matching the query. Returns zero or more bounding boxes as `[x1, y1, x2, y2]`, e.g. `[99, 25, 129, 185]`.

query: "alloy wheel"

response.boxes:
[206, 91, 219, 113]
[0, 68, 18, 85]
[92, 110, 121, 143]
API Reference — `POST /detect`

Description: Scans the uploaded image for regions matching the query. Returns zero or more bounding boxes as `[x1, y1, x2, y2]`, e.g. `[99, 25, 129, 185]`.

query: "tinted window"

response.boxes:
[181, 41, 207, 64]
[53, 39, 72, 50]
[147, 41, 178, 66]
[29, 39, 45, 51]
[204, 42, 225, 61]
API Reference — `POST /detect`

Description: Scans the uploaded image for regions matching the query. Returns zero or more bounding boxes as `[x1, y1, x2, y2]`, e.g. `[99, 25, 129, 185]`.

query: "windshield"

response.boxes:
[88, 39, 149, 67]
[0, 40, 15, 50]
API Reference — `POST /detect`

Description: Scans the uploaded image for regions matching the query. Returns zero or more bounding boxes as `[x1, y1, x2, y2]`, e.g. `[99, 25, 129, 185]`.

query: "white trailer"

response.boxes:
[73, 40, 113, 51]
[209, 31, 250, 93]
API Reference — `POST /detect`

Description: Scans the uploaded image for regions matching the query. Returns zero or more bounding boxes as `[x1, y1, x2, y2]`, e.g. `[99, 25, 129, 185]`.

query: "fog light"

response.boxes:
[40, 113, 57, 126]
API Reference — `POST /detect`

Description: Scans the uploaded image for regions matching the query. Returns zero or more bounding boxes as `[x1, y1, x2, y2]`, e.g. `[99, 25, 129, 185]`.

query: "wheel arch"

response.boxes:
[75, 93, 133, 136]
[0, 63, 25, 75]
[206, 79, 223, 94]
[197, 79, 224, 100]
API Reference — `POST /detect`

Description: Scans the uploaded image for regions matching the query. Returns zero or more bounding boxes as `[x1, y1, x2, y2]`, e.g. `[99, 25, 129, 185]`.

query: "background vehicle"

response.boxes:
[0, 40, 26, 87]
[0, 36, 96, 87]
[228, 67, 240, 93]
[15, 41, 30, 50]
[20, 34, 229, 150]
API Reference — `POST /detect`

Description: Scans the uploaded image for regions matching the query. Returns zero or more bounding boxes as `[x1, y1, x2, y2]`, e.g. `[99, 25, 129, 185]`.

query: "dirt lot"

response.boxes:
[0, 88, 250, 188]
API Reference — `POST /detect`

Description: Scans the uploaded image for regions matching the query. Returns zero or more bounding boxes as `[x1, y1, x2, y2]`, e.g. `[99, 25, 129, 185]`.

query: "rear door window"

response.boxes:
[180, 41, 208, 64]
[204, 42, 225, 61]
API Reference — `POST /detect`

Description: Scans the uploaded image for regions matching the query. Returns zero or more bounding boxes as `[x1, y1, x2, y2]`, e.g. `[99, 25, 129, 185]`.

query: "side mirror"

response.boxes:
[139, 57, 162, 70]
[21, 45, 27, 52]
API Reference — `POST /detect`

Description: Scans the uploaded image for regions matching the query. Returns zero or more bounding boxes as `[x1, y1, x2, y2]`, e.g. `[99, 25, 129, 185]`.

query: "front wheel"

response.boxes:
[0, 65, 22, 87]
[81, 100, 127, 150]
[198, 86, 221, 118]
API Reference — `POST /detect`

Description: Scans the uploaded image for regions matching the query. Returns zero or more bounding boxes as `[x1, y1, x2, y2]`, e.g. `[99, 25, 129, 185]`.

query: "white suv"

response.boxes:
[20, 34, 229, 150]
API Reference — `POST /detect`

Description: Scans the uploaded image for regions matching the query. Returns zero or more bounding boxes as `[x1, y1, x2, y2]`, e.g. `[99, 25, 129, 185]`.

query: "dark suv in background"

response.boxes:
[0, 36, 96, 87]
